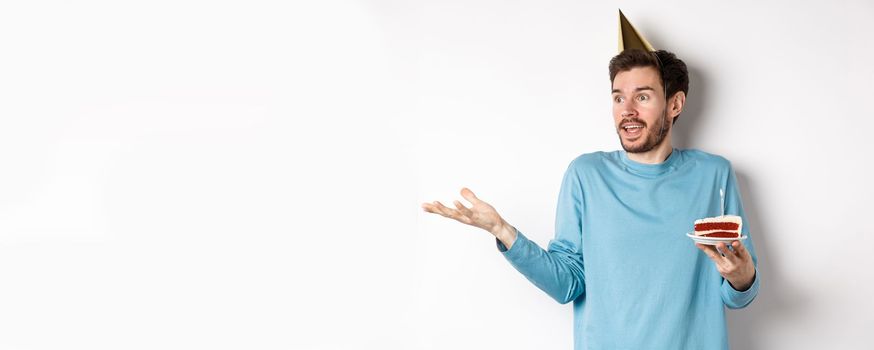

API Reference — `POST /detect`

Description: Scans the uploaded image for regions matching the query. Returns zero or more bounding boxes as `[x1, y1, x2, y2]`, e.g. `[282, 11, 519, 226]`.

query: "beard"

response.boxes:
[617, 108, 671, 154]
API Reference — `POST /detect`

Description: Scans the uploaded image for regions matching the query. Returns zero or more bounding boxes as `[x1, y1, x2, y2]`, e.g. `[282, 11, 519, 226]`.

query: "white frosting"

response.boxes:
[693, 215, 742, 236]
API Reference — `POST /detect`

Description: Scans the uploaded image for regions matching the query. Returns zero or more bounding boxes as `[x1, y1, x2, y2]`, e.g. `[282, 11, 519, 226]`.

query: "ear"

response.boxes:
[668, 91, 686, 120]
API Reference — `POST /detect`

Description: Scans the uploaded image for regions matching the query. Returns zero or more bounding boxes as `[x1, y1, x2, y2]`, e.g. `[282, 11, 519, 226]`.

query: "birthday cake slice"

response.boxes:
[693, 215, 742, 238]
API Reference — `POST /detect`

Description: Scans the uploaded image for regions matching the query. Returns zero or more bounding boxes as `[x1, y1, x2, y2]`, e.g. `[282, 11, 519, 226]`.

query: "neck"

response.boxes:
[627, 136, 674, 164]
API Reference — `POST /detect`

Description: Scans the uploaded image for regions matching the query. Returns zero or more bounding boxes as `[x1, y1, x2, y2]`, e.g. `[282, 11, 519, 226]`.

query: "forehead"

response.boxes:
[612, 66, 661, 92]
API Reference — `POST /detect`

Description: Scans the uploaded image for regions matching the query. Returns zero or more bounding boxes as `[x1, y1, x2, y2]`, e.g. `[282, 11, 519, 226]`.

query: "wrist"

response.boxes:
[729, 270, 756, 292]
[492, 221, 517, 248]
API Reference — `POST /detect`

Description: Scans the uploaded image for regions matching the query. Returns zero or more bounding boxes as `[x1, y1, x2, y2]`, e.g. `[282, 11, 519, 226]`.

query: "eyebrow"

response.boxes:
[612, 86, 656, 94]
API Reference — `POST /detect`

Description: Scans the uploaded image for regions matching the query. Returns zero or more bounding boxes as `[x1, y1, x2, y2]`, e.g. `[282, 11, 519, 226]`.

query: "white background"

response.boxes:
[0, 1, 871, 349]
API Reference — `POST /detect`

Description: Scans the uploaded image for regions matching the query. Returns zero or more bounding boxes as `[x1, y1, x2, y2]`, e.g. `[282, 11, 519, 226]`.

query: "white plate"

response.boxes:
[686, 233, 747, 246]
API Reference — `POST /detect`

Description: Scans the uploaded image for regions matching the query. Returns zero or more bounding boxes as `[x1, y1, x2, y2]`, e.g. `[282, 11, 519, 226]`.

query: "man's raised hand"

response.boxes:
[421, 187, 517, 248]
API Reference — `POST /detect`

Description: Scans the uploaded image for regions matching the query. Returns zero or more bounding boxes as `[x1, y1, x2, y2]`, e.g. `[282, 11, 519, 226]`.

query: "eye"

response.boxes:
[637, 94, 649, 102]
[614, 96, 624, 103]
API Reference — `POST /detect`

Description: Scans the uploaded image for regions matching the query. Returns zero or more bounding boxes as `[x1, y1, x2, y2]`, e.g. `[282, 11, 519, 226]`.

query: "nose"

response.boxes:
[620, 103, 636, 118]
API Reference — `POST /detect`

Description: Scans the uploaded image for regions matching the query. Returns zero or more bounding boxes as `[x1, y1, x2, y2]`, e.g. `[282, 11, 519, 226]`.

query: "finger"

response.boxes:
[697, 243, 722, 260]
[460, 187, 482, 205]
[421, 202, 445, 214]
[432, 201, 472, 224]
[731, 241, 753, 262]
[715, 242, 737, 261]
[453, 200, 473, 217]
[437, 201, 461, 217]
[732, 241, 748, 256]
[714, 242, 729, 256]
[719, 242, 739, 263]
[430, 201, 454, 217]
[695, 243, 725, 264]
[421, 202, 434, 212]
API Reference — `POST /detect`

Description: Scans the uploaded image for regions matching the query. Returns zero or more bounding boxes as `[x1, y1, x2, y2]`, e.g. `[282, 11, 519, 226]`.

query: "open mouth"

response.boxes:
[620, 124, 645, 137]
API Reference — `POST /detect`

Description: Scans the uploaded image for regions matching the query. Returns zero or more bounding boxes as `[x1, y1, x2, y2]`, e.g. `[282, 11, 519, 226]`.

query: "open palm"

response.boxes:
[421, 187, 505, 235]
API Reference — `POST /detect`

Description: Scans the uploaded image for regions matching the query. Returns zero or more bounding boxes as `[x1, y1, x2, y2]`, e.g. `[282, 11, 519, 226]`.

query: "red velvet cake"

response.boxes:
[693, 215, 742, 238]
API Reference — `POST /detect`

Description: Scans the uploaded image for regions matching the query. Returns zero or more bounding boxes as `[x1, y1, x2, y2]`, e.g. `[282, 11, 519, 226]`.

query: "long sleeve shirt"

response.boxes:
[497, 148, 759, 350]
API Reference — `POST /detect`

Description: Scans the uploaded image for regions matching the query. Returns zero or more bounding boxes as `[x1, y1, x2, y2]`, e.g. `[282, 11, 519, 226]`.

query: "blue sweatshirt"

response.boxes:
[498, 148, 759, 350]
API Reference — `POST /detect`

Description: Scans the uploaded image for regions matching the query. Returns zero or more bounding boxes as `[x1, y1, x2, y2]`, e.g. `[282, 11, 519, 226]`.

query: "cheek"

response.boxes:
[639, 104, 664, 119]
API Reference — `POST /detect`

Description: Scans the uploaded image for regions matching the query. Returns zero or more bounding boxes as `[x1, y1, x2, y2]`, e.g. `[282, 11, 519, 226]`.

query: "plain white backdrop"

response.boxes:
[0, 1, 871, 349]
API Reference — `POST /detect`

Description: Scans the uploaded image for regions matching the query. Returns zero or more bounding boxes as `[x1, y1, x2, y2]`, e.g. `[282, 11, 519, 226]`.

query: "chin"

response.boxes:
[621, 139, 643, 152]
[621, 138, 654, 153]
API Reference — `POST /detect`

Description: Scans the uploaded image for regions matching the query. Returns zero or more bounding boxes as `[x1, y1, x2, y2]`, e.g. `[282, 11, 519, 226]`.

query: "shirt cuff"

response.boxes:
[495, 228, 524, 254]
[722, 269, 760, 309]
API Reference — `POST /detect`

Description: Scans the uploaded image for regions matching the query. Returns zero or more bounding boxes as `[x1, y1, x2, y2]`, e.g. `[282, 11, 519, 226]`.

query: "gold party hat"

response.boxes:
[618, 9, 655, 53]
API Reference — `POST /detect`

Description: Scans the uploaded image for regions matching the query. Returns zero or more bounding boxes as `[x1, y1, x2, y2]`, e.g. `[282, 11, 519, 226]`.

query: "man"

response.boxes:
[421, 15, 759, 349]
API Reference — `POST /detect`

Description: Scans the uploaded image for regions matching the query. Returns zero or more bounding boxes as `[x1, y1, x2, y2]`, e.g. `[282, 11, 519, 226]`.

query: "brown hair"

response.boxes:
[609, 49, 689, 120]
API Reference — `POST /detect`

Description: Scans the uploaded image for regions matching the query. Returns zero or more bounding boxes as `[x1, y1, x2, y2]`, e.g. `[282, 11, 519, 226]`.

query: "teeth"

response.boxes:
[623, 125, 643, 129]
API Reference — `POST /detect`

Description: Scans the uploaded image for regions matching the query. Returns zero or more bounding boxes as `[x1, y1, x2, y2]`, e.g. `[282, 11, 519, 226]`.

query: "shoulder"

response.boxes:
[567, 151, 619, 170]
[680, 148, 733, 170]
[562, 151, 623, 179]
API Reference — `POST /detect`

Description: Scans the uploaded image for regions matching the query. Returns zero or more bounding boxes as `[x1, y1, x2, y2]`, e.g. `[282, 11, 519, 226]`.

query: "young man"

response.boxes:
[422, 48, 759, 349]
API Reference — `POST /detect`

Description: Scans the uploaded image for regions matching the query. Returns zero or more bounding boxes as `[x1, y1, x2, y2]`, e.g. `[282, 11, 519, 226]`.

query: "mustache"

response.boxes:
[619, 118, 647, 128]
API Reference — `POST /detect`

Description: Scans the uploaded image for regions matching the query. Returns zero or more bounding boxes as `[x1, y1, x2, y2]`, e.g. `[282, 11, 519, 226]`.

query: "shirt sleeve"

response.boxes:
[720, 163, 761, 309]
[495, 161, 586, 304]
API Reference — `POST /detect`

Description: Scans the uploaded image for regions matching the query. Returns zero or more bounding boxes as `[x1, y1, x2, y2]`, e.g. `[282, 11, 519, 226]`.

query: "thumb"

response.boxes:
[460, 187, 482, 205]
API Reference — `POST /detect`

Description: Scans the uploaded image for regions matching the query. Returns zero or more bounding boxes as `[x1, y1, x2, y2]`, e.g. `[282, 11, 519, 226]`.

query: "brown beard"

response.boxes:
[618, 108, 671, 154]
